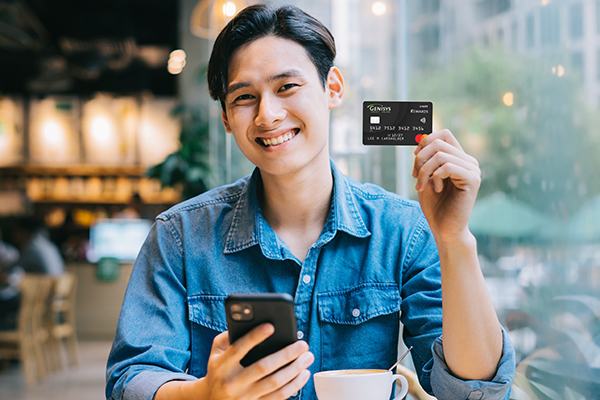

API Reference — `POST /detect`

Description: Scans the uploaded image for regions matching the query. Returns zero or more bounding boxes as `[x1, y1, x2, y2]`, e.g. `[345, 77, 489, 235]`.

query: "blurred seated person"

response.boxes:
[0, 228, 22, 326]
[13, 217, 65, 276]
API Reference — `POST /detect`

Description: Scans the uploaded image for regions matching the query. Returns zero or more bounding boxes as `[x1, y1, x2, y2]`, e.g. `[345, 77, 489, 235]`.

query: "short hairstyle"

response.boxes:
[207, 4, 336, 109]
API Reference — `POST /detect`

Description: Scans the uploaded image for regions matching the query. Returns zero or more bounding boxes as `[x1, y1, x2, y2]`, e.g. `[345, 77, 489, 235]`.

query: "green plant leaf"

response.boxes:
[512, 369, 562, 400]
[556, 328, 600, 367]
[511, 372, 539, 400]
[520, 358, 600, 398]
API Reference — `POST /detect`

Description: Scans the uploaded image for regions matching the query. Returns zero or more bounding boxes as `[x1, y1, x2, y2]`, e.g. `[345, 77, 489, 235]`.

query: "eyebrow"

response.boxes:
[226, 69, 304, 98]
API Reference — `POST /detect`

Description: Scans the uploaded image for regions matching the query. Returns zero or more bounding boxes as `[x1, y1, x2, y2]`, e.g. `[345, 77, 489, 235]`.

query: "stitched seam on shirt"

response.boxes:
[402, 216, 428, 273]
[318, 282, 398, 297]
[159, 192, 244, 219]
[340, 180, 369, 235]
[322, 305, 400, 325]
[349, 185, 418, 208]
[163, 217, 183, 253]
[225, 240, 258, 253]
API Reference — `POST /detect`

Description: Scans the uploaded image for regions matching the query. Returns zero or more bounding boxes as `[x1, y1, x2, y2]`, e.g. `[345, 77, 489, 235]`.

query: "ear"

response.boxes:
[326, 66, 344, 110]
[221, 110, 232, 133]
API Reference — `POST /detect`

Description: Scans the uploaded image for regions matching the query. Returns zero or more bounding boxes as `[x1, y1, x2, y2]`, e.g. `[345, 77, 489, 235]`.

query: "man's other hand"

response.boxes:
[412, 129, 481, 243]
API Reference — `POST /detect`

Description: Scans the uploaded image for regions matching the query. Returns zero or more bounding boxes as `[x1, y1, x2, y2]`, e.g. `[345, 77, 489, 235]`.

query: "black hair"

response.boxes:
[207, 4, 336, 110]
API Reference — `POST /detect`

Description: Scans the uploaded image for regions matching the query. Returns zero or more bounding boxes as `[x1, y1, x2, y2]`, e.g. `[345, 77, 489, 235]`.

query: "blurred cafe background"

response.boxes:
[0, 0, 599, 399]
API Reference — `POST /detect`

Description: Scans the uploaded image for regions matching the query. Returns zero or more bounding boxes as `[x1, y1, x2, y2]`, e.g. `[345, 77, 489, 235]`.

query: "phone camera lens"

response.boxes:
[231, 304, 242, 312]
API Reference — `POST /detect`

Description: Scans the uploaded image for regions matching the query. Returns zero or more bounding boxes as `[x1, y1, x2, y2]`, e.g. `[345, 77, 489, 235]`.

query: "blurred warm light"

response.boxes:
[168, 62, 185, 75]
[541, 0, 551, 5]
[503, 92, 514, 106]
[90, 115, 114, 144]
[30, 97, 78, 163]
[191, 0, 248, 39]
[551, 65, 565, 77]
[82, 95, 137, 165]
[170, 49, 186, 62]
[0, 97, 23, 166]
[168, 49, 186, 75]
[42, 119, 65, 146]
[138, 98, 180, 167]
[223, 1, 236, 17]
[372, 1, 387, 16]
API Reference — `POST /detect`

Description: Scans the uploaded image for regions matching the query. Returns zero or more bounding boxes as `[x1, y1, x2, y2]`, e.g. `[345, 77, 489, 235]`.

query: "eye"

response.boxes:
[235, 94, 254, 102]
[279, 83, 298, 92]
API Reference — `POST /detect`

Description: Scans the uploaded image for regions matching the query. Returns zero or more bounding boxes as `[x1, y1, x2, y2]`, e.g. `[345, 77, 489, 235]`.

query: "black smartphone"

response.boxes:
[225, 293, 298, 367]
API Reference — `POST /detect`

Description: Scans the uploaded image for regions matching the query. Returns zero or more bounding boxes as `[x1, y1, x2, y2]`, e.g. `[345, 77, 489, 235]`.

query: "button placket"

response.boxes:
[294, 247, 320, 342]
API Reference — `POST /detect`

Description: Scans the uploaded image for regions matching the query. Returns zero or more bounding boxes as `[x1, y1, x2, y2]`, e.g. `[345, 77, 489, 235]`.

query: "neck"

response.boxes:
[258, 156, 333, 261]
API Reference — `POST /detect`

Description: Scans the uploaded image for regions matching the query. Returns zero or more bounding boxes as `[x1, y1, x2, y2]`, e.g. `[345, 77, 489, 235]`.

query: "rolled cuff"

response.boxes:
[123, 370, 197, 400]
[430, 325, 516, 400]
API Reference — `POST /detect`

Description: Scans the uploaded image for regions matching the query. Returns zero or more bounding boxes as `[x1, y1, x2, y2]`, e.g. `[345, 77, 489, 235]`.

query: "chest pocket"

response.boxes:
[187, 295, 227, 377]
[317, 283, 401, 371]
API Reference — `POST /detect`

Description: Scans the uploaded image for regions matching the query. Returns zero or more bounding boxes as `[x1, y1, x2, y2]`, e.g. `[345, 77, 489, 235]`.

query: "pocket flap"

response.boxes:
[317, 283, 400, 325]
[187, 295, 227, 332]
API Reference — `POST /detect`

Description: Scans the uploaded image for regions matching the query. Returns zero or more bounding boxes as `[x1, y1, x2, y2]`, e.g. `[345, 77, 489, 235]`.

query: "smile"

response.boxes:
[258, 129, 299, 147]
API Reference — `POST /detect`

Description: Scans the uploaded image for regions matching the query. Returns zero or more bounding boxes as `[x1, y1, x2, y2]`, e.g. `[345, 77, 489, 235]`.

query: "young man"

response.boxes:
[106, 5, 515, 400]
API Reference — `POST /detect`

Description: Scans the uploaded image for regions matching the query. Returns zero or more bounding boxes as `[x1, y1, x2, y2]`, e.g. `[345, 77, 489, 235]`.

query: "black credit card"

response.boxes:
[363, 101, 433, 145]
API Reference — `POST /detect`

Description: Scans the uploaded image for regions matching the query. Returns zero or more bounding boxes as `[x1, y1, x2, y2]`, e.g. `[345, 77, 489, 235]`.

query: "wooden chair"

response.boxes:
[0, 275, 50, 386]
[30, 276, 53, 381]
[47, 272, 80, 369]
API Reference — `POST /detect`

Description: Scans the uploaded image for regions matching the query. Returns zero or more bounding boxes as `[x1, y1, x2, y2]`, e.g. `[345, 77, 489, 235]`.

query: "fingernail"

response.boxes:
[302, 351, 315, 365]
[262, 324, 274, 334]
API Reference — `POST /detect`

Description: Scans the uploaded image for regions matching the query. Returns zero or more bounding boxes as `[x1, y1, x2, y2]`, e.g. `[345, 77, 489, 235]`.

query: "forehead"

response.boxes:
[227, 36, 318, 85]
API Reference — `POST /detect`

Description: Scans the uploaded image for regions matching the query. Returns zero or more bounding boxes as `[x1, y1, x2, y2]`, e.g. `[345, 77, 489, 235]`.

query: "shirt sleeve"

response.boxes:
[106, 217, 198, 400]
[400, 215, 515, 399]
[430, 325, 516, 400]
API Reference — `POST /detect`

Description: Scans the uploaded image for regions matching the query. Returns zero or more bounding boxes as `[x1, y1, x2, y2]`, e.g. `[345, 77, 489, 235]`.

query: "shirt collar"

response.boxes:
[223, 159, 370, 256]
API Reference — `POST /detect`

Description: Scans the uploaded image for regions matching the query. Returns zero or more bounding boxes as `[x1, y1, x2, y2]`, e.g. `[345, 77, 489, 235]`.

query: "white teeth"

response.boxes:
[261, 131, 296, 147]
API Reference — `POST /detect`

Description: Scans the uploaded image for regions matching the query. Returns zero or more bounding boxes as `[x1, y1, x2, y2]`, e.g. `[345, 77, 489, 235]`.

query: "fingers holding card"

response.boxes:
[412, 129, 481, 240]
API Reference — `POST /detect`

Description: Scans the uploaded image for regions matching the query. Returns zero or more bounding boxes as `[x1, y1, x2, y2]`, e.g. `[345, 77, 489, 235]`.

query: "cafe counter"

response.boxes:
[67, 262, 134, 340]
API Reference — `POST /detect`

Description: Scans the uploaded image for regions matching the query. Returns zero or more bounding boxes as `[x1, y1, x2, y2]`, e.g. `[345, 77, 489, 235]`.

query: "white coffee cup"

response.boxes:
[314, 369, 409, 400]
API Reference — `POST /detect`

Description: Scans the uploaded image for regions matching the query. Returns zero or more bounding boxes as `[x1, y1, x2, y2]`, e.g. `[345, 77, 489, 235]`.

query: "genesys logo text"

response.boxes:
[367, 104, 392, 113]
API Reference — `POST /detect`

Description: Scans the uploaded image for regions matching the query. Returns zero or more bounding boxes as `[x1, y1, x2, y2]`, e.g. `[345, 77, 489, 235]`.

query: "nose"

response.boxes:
[255, 94, 286, 128]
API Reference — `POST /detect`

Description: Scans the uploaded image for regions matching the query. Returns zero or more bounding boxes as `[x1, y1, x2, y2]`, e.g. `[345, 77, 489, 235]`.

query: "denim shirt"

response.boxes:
[106, 160, 515, 400]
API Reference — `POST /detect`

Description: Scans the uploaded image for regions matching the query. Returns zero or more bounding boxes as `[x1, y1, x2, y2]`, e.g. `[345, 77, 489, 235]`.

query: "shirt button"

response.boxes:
[352, 308, 361, 317]
[302, 275, 311, 284]
[297, 331, 304, 340]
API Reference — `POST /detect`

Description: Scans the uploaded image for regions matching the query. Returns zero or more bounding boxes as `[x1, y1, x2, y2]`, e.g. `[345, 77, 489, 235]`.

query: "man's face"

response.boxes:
[222, 36, 343, 178]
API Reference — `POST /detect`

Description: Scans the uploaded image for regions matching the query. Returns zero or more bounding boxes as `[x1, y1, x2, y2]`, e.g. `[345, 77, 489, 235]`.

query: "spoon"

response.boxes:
[388, 346, 413, 371]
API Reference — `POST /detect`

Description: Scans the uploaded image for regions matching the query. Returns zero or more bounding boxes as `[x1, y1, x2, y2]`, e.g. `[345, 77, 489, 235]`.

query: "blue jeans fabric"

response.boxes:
[106, 160, 515, 400]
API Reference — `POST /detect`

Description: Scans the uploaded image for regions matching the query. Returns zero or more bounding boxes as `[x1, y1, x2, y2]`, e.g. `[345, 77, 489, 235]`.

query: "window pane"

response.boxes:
[541, 5, 560, 46]
[570, 2, 584, 39]
[527, 13, 535, 48]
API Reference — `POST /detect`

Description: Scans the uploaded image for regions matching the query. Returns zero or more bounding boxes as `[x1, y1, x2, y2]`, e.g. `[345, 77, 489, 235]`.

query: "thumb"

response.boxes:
[211, 331, 230, 355]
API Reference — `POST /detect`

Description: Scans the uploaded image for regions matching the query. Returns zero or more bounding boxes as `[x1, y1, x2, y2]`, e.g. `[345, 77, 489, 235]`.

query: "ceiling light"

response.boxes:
[372, 1, 387, 16]
[190, 0, 248, 39]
